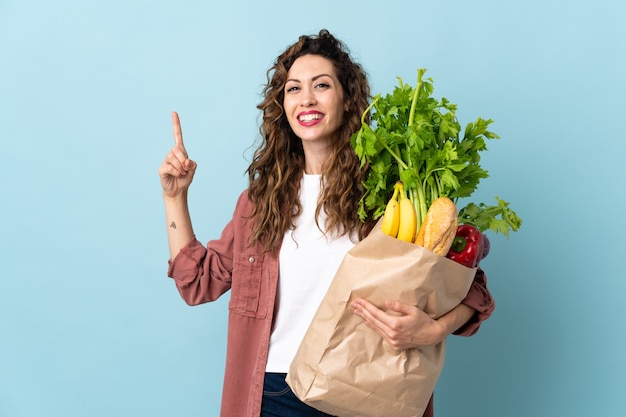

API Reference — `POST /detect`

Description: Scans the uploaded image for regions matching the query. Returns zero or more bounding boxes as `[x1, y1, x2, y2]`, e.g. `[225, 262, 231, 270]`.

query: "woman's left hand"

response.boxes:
[351, 298, 446, 350]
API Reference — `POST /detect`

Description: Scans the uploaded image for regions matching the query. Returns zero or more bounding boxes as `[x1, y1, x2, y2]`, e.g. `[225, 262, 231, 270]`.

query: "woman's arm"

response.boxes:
[158, 112, 197, 259]
[162, 192, 195, 259]
[351, 298, 475, 350]
[351, 269, 494, 350]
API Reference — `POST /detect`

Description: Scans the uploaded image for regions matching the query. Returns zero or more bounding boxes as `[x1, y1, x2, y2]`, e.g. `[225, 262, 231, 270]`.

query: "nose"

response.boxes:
[302, 87, 317, 107]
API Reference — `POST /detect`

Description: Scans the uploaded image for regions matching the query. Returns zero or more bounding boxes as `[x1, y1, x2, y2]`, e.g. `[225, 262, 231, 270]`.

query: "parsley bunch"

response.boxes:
[351, 68, 522, 236]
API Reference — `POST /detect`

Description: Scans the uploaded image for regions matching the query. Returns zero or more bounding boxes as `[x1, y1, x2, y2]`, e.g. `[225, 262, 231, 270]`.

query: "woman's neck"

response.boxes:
[302, 141, 332, 175]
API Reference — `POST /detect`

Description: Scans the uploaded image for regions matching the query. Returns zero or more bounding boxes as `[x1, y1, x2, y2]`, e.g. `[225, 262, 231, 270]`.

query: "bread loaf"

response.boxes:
[415, 197, 458, 255]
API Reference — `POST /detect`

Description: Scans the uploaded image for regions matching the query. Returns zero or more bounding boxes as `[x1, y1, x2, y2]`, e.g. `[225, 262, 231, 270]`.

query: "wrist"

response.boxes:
[432, 319, 449, 345]
[436, 304, 476, 340]
[163, 189, 188, 203]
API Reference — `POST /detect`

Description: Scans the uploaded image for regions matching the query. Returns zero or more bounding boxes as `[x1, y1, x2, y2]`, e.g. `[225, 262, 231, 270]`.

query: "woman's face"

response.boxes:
[283, 54, 347, 150]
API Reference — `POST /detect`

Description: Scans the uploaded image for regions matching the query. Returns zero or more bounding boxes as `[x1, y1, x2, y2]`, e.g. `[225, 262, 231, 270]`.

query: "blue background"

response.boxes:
[2, 0, 625, 416]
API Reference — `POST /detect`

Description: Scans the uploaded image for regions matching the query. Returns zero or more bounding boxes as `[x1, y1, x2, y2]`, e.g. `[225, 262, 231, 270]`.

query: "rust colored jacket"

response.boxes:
[168, 190, 495, 417]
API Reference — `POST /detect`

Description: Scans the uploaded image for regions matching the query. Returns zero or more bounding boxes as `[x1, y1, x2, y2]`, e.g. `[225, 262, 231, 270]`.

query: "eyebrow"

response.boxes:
[285, 73, 334, 83]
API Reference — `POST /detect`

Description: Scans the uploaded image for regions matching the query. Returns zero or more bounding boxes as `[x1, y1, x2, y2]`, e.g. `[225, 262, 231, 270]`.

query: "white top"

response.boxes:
[265, 174, 357, 372]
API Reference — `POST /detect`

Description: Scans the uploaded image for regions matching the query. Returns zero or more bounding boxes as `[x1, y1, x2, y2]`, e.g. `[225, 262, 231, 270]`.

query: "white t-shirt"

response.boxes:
[265, 174, 357, 372]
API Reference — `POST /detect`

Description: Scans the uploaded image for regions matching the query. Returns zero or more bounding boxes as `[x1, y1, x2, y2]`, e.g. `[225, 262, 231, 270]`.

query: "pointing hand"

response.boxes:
[158, 112, 197, 197]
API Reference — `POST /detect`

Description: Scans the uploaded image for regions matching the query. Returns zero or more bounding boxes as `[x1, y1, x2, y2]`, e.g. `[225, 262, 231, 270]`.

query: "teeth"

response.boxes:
[299, 113, 322, 122]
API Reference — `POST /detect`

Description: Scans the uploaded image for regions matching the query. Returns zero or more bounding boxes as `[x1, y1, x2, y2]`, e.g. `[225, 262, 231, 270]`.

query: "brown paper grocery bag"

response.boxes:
[286, 220, 476, 417]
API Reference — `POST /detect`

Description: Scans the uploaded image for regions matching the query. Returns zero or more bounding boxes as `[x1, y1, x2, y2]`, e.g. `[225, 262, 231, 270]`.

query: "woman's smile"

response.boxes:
[297, 110, 324, 126]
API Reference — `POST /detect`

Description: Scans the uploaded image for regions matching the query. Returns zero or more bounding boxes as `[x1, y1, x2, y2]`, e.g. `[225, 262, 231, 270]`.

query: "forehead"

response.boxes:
[287, 55, 337, 80]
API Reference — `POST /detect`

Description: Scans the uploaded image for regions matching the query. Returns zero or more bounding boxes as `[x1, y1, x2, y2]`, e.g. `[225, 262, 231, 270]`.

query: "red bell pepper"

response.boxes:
[446, 224, 485, 268]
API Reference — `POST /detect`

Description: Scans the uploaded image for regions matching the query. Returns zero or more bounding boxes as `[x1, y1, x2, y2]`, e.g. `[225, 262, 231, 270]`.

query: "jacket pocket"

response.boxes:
[229, 253, 267, 318]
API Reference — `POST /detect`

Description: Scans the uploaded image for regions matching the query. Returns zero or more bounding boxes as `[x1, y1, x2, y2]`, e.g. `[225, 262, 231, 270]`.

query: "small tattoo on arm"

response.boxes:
[170, 221, 177, 229]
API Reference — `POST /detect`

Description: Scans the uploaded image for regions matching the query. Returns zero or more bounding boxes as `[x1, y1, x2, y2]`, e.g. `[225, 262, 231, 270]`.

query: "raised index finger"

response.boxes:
[172, 111, 184, 148]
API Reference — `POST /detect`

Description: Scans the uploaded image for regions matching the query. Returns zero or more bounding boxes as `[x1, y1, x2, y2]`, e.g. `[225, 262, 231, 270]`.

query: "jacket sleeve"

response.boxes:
[453, 268, 495, 336]
[167, 192, 248, 306]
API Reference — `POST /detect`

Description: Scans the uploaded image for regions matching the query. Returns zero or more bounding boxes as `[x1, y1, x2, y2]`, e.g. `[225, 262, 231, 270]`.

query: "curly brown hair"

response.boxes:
[247, 29, 372, 254]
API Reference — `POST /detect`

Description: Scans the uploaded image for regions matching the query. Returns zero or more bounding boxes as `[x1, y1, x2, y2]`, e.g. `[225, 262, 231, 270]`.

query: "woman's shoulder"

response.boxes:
[236, 188, 250, 204]
[233, 188, 253, 214]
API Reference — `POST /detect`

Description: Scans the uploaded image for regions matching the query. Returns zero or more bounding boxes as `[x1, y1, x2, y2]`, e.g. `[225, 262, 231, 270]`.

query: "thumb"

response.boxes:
[183, 158, 197, 173]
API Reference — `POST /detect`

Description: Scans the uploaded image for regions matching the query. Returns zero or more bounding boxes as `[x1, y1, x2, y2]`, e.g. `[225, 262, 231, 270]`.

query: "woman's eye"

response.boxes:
[315, 82, 330, 89]
[286, 85, 299, 93]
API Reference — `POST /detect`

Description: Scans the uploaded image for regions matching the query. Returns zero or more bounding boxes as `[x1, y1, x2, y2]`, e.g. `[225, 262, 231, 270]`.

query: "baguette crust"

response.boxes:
[416, 197, 458, 255]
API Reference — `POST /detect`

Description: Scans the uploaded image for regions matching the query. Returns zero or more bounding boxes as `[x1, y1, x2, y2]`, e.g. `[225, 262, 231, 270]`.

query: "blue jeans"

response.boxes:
[261, 373, 336, 417]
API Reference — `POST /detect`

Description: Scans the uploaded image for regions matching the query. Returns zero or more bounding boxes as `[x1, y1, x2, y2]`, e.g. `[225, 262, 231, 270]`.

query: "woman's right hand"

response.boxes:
[158, 111, 197, 198]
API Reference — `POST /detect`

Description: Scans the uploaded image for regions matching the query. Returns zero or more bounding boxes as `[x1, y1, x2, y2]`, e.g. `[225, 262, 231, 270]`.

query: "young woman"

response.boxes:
[158, 29, 495, 417]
